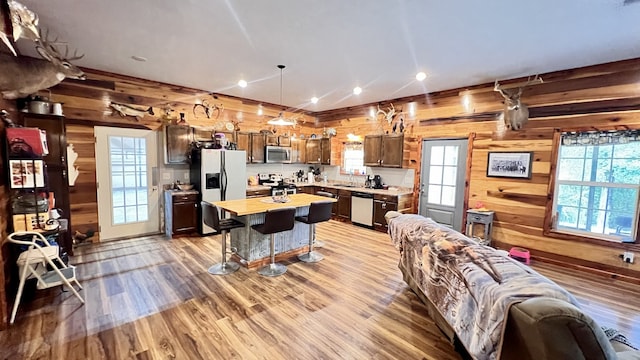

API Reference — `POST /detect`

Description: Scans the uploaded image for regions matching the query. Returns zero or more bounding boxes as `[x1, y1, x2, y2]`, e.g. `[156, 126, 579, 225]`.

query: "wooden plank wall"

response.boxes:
[318, 58, 640, 280]
[2, 68, 318, 244]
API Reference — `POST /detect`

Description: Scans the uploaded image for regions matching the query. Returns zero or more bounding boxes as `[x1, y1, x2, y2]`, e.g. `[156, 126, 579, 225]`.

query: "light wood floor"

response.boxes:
[1, 220, 639, 359]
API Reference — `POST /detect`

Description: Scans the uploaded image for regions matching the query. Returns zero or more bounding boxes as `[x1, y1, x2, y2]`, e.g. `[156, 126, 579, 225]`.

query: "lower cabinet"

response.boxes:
[337, 190, 351, 220]
[164, 191, 198, 237]
[246, 189, 271, 198]
[298, 186, 315, 194]
[314, 186, 338, 215]
[373, 194, 398, 231]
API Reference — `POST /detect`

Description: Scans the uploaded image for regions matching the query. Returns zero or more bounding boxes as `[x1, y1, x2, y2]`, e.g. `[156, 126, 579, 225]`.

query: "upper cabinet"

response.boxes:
[291, 138, 306, 163]
[364, 134, 404, 168]
[164, 125, 193, 164]
[236, 132, 265, 163]
[306, 138, 331, 165]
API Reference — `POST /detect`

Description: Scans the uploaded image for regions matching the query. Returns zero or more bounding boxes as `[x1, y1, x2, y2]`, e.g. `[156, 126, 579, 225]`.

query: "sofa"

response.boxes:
[385, 211, 639, 360]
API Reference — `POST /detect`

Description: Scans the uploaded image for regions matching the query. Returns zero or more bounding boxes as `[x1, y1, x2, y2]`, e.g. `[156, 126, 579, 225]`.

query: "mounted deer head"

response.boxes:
[0, 28, 85, 99]
[0, 0, 40, 56]
[494, 75, 542, 130]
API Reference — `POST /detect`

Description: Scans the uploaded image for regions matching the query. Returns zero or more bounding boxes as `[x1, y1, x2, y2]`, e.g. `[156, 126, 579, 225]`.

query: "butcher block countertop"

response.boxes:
[213, 193, 337, 216]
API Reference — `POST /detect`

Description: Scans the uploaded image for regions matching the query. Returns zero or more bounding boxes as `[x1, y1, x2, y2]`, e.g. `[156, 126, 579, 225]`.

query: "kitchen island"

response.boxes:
[212, 193, 337, 269]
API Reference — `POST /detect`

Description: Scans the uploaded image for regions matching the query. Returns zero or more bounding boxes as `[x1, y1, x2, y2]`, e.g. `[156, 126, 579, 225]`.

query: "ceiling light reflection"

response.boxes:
[311, 97, 319, 104]
[416, 72, 427, 81]
[238, 80, 248, 88]
[353, 87, 362, 95]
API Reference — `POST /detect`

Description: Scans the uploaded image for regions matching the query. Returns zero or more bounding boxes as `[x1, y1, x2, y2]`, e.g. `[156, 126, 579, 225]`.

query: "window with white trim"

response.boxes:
[552, 130, 640, 242]
[342, 142, 365, 175]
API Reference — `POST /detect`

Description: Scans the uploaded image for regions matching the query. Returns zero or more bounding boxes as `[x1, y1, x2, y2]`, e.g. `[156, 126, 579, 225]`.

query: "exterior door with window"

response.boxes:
[95, 127, 160, 240]
[419, 139, 468, 231]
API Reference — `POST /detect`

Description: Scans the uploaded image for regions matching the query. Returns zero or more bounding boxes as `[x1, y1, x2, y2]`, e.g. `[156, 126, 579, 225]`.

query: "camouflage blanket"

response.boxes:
[387, 213, 579, 360]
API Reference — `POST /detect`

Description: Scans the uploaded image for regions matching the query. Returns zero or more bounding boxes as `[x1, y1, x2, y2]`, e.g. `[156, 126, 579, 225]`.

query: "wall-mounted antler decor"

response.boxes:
[193, 99, 223, 119]
[494, 75, 543, 131]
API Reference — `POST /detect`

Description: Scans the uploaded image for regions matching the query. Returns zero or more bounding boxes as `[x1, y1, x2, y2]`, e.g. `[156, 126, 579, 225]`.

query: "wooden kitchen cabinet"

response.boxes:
[373, 193, 398, 231]
[298, 186, 315, 194]
[364, 134, 403, 168]
[306, 138, 331, 165]
[337, 189, 351, 220]
[246, 189, 271, 198]
[364, 135, 383, 167]
[373, 192, 413, 232]
[278, 136, 291, 146]
[236, 132, 265, 163]
[164, 125, 193, 164]
[265, 133, 278, 146]
[314, 186, 338, 215]
[164, 191, 198, 237]
[291, 138, 306, 163]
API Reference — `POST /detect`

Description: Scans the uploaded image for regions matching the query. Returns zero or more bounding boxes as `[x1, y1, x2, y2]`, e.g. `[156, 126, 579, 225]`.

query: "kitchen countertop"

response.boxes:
[164, 189, 199, 195]
[246, 183, 413, 196]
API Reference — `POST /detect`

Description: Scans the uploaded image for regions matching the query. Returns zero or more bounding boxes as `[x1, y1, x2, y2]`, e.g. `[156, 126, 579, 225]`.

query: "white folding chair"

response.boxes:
[7, 231, 84, 324]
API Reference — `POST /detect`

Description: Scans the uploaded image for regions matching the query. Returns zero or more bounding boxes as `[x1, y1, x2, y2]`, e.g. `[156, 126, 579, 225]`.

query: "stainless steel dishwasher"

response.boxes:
[351, 192, 374, 227]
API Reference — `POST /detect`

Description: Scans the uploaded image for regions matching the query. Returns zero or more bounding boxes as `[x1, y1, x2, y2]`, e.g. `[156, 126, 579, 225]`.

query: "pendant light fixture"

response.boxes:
[267, 65, 296, 126]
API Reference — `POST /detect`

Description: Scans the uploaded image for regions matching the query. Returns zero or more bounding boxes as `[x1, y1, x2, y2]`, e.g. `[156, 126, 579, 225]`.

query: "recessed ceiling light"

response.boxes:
[353, 86, 362, 95]
[238, 80, 248, 88]
[310, 97, 319, 104]
[131, 55, 147, 62]
[416, 72, 427, 81]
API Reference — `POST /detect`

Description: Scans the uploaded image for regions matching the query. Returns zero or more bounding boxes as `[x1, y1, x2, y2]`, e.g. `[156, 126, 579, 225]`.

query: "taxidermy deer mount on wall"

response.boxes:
[0, 28, 85, 99]
[494, 75, 543, 130]
[0, 0, 40, 56]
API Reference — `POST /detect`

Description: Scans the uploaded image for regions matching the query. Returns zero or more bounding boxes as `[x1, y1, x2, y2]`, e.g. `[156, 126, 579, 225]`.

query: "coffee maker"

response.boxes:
[372, 175, 383, 189]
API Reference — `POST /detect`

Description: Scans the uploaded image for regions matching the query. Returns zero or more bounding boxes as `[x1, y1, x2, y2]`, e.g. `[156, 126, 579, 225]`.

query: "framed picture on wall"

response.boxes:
[486, 152, 533, 179]
[10, 159, 45, 188]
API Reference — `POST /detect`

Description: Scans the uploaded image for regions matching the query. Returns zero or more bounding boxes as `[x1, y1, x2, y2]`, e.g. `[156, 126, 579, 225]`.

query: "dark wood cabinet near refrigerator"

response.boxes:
[164, 125, 193, 164]
[19, 113, 73, 255]
[164, 191, 198, 237]
[236, 132, 265, 163]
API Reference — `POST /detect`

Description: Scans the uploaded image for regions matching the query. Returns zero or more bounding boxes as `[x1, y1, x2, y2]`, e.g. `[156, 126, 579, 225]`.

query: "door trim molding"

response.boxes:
[461, 133, 475, 235]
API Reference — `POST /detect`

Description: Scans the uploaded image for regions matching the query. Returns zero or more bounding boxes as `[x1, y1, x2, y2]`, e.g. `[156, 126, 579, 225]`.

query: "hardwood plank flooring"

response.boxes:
[1, 220, 639, 359]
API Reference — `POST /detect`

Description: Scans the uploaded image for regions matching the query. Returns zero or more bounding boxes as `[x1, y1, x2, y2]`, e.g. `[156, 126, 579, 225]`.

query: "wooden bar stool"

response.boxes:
[313, 191, 335, 248]
[296, 201, 333, 263]
[252, 207, 296, 277]
[201, 202, 245, 275]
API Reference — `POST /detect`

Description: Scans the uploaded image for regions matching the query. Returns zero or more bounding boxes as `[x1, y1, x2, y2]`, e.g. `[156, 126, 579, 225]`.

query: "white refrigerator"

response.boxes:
[191, 149, 247, 235]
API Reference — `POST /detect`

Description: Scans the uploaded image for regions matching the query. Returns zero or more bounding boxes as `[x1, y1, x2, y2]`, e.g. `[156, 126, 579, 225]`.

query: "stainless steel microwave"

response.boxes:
[265, 146, 292, 163]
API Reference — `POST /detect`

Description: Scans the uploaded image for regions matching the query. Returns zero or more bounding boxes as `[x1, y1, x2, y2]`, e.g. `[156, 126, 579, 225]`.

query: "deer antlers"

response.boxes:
[193, 100, 223, 119]
[36, 28, 84, 62]
[377, 103, 397, 124]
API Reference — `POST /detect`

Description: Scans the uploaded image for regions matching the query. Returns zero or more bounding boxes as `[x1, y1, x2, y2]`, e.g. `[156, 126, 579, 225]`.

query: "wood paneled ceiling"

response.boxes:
[13, 0, 640, 112]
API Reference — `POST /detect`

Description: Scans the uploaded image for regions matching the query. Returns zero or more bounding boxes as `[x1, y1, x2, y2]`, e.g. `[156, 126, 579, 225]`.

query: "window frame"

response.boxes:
[341, 141, 366, 175]
[543, 129, 640, 249]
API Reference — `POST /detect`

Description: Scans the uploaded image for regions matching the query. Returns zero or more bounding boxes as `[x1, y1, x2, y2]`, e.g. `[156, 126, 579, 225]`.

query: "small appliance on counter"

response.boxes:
[372, 175, 384, 189]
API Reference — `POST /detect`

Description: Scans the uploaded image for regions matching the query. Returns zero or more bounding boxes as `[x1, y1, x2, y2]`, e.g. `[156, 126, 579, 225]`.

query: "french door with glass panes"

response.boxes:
[419, 139, 468, 231]
[95, 127, 160, 240]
